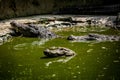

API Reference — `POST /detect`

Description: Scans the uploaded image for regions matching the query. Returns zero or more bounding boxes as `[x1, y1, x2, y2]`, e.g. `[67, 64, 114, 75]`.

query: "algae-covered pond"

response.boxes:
[0, 27, 120, 80]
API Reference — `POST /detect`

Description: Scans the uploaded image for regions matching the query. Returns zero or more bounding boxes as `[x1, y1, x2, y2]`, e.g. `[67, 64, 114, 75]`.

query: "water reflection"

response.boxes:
[14, 43, 28, 50]
[87, 49, 93, 53]
[45, 55, 76, 67]
[13, 39, 49, 50]
[31, 39, 49, 46]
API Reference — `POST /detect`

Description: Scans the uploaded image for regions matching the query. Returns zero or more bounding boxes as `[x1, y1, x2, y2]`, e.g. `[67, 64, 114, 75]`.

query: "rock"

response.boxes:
[38, 16, 116, 30]
[67, 35, 77, 40]
[67, 33, 120, 42]
[88, 33, 120, 41]
[10, 21, 38, 37]
[10, 21, 57, 38]
[105, 20, 114, 27]
[61, 22, 72, 27]
[113, 13, 120, 29]
[88, 33, 101, 38]
[86, 20, 92, 26]
[37, 25, 57, 39]
[44, 47, 76, 57]
[0, 34, 12, 45]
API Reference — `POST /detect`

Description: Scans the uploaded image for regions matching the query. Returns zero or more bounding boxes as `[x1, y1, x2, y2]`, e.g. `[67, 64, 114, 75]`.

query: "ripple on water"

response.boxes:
[45, 55, 76, 67]
[45, 61, 52, 67]
[87, 49, 93, 53]
[13, 39, 49, 50]
[78, 72, 81, 74]
[31, 39, 49, 46]
[113, 60, 120, 63]
[103, 67, 108, 70]
[76, 66, 80, 68]
[98, 74, 105, 77]
[116, 49, 119, 53]
[14, 43, 28, 50]
[73, 75, 77, 78]
[101, 47, 107, 50]
[52, 74, 56, 77]
[88, 44, 94, 46]
[18, 64, 23, 67]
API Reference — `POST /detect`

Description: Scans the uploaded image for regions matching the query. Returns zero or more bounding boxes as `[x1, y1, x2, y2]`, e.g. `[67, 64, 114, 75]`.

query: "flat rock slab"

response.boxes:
[44, 47, 76, 57]
[67, 33, 120, 42]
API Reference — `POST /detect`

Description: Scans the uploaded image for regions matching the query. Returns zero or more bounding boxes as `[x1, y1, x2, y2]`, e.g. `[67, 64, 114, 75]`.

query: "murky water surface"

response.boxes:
[0, 28, 120, 80]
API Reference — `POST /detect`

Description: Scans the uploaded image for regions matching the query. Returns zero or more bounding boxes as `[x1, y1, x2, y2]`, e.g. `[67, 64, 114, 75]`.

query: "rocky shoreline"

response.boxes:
[0, 15, 119, 45]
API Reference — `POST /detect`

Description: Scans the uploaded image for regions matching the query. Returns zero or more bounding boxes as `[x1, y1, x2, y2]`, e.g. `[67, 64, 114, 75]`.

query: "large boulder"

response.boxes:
[44, 47, 76, 57]
[10, 21, 57, 38]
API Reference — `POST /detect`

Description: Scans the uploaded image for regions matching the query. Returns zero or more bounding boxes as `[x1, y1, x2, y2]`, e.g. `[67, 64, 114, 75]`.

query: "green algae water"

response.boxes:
[0, 28, 120, 80]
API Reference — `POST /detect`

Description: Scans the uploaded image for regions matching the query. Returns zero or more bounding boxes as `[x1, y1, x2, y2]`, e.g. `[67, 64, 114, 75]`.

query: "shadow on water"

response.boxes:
[40, 56, 58, 59]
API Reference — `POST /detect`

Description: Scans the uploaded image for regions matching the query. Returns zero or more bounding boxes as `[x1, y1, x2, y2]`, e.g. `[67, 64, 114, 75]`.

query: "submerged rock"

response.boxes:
[44, 47, 76, 57]
[67, 33, 120, 42]
[10, 21, 57, 38]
